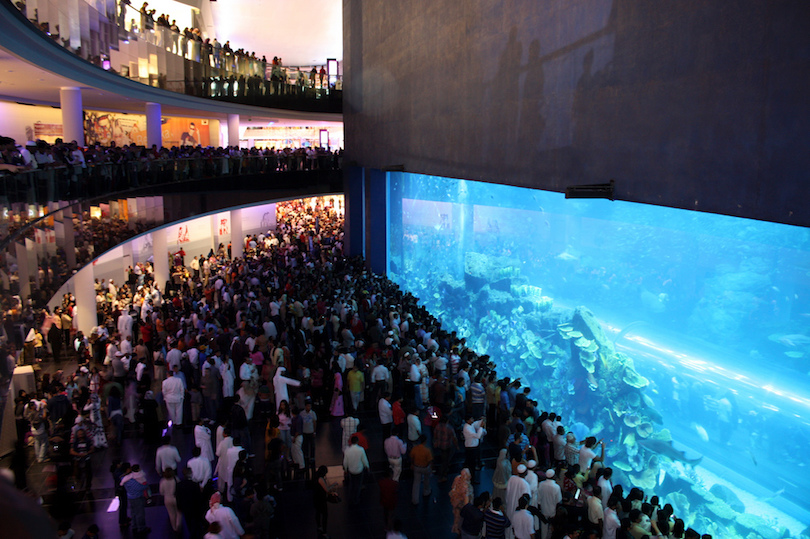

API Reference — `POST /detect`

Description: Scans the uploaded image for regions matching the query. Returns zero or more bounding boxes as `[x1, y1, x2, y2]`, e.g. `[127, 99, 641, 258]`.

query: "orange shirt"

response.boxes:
[410, 443, 433, 468]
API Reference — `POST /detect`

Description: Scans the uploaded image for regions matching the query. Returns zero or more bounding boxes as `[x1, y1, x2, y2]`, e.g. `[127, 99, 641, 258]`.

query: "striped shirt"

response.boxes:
[483, 509, 511, 539]
[470, 382, 486, 404]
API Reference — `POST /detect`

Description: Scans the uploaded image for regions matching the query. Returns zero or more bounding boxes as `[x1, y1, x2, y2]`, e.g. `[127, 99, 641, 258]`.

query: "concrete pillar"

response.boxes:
[388, 172, 404, 275]
[344, 167, 365, 258]
[365, 169, 388, 275]
[62, 209, 76, 271]
[15, 241, 31, 302]
[152, 228, 169, 290]
[25, 237, 37, 293]
[231, 208, 243, 259]
[211, 214, 220, 254]
[60, 87, 84, 146]
[122, 241, 134, 285]
[145, 102, 162, 148]
[73, 264, 96, 335]
[227, 114, 240, 147]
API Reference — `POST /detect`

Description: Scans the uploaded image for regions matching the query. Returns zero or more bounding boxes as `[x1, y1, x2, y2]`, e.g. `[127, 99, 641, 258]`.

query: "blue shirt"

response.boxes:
[300, 409, 317, 434]
[507, 432, 530, 452]
[124, 477, 148, 500]
[499, 390, 511, 411]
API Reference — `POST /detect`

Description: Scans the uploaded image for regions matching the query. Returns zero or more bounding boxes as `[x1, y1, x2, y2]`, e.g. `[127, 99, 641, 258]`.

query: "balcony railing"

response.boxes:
[1, 153, 340, 206]
[1, 156, 343, 311]
[8, 0, 342, 112]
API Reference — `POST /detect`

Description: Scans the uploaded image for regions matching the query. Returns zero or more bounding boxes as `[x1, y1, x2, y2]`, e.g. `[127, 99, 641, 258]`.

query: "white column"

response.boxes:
[73, 264, 96, 335]
[15, 241, 30, 302]
[227, 114, 240, 147]
[121, 241, 134, 285]
[145, 102, 162, 148]
[230, 208, 243, 259]
[60, 87, 84, 146]
[211, 214, 219, 254]
[152, 228, 170, 290]
[61, 209, 76, 271]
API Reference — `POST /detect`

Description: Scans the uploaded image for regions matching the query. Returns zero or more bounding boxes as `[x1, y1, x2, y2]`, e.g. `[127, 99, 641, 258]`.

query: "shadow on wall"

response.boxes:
[348, 0, 810, 226]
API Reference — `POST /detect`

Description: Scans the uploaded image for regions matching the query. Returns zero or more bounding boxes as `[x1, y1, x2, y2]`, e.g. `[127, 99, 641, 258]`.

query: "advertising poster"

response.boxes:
[163, 118, 210, 147]
[33, 122, 63, 142]
[84, 112, 212, 147]
[84, 111, 147, 147]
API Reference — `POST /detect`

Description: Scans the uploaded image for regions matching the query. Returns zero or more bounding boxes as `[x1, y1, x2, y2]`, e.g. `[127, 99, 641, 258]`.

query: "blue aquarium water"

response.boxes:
[385, 172, 810, 537]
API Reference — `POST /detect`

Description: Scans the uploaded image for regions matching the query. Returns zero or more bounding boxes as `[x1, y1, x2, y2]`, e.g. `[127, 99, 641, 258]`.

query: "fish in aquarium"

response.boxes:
[388, 172, 810, 536]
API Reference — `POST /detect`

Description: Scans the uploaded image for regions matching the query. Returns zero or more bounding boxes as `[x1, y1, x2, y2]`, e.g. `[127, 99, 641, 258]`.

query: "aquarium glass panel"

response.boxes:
[386, 172, 810, 537]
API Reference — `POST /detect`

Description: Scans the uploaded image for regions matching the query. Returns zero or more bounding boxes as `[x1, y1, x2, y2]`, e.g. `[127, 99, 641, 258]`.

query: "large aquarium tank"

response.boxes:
[385, 172, 810, 538]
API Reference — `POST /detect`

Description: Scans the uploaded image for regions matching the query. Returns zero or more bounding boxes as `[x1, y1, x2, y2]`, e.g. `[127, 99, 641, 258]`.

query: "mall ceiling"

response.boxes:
[0, 0, 342, 125]
[205, 0, 342, 67]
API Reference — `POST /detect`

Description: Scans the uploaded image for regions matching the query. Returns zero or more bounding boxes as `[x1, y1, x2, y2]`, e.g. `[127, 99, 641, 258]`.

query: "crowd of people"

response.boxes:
[2, 137, 342, 181]
[1, 134, 343, 306]
[123, 1, 270, 77]
[2, 137, 341, 205]
[1, 197, 717, 539]
[14, 0, 339, 106]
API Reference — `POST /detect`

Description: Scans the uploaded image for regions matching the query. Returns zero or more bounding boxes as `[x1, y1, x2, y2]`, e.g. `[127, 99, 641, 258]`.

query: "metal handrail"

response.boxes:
[7, 0, 342, 110]
[1, 156, 341, 253]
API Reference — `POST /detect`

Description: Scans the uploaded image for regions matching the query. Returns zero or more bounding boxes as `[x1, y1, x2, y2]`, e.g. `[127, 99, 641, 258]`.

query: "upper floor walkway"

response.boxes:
[0, 0, 342, 115]
[0, 156, 343, 311]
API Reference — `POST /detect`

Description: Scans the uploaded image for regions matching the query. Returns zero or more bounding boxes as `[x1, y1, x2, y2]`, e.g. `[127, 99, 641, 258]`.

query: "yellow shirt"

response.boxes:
[347, 369, 364, 393]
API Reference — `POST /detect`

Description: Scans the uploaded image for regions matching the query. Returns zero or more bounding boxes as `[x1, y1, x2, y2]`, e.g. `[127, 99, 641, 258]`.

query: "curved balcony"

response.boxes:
[0, 0, 342, 114]
[1, 159, 343, 311]
[1, 151, 342, 206]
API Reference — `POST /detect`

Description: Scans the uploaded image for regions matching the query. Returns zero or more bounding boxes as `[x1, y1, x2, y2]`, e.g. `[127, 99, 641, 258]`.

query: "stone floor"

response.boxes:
[2, 358, 500, 538]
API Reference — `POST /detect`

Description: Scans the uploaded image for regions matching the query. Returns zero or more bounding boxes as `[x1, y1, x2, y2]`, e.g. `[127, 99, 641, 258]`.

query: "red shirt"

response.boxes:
[140, 324, 152, 343]
[392, 402, 405, 425]
[356, 431, 369, 450]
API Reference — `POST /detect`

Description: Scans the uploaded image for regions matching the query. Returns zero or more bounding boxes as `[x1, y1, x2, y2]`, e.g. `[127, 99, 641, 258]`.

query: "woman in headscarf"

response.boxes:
[124, 377, 138, 423]
[205, 492, 244, 539]
[237, 359, 258, 420]
[329, 362, 344, 418]
[492, 448, 512, 503]
[449, 468, 474, 535]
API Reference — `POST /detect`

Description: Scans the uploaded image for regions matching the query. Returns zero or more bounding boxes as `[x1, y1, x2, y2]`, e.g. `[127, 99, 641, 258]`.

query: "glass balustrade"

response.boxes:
[0, 154, 342, 312]
[9, 0, 342, 111]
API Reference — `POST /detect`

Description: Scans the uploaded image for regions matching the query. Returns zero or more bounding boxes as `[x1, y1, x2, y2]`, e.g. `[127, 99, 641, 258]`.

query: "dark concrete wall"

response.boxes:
[343, 0, 810, 227]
